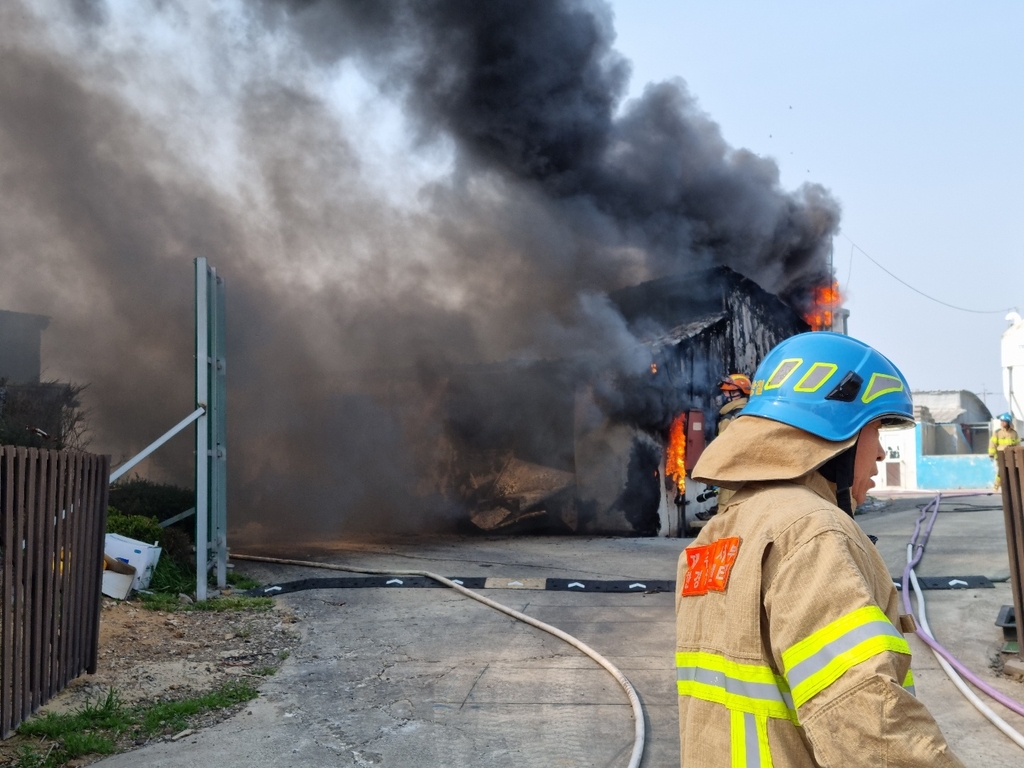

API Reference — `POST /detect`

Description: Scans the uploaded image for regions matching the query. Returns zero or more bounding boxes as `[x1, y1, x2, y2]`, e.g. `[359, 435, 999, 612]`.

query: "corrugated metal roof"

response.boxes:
[912, 390, 991, 424]
[640, 312, 728, 348]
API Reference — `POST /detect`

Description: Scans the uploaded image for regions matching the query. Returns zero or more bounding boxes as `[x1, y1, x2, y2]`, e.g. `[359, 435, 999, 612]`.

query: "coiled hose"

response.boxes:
[232, 553, 646, 768]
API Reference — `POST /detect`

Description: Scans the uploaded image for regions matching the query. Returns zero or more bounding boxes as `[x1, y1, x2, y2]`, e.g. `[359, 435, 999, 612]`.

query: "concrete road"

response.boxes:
[95, 496, 1024, 767]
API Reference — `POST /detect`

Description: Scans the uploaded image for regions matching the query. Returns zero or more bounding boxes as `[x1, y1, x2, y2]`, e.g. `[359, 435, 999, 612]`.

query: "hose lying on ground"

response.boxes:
[232, 553, 646, 768]
[901, 496, 1024, 749]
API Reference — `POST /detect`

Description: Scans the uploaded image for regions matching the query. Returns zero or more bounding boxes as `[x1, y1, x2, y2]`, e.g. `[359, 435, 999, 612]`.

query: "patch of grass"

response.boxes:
[148, 555, 197, 596]
[138, 593, 273, 613]
[13, 744, 51, 768]
[138, 592, 184, 612]
[182, 596, 273, 612]
[19, 690, 132, 740]
[277, 650, 291, 661]
[226, 571, 260, 590]
[141, 683, 258, 734]
[15, 684, 260, 766]
[16, 690, 132, 767]
[252, 666, 277, 676]
[61, 732, 116, 758]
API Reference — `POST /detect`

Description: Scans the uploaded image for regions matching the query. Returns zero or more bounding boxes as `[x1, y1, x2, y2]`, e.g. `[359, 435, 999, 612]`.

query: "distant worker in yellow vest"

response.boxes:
[990, 412, 1020, 489]
[714, 374, 751, 508]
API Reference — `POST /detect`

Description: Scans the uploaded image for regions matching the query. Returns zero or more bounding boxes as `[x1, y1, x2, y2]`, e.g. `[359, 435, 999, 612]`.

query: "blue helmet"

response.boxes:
[999, 412, 1014, 423]
[742, 332, 914, 442]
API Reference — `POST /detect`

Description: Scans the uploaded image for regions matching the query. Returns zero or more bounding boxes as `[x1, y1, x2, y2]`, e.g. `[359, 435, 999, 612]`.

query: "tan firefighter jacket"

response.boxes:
[676, 416, 964, 767]
[989, 425, 1019, 458]
[715, 398, 749, 509]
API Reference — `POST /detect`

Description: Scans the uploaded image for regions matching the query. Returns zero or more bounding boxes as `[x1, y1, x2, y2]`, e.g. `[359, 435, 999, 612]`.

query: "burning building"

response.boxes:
[441, 266, 810, 537]
[1, 1, 847, 541]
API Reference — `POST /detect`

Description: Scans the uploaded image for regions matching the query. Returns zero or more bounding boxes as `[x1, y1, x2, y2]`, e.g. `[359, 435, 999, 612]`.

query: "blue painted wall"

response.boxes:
[915, 424, 994, 490]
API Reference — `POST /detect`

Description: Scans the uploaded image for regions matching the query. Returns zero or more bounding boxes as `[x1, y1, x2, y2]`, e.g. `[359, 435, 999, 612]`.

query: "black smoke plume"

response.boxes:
[0, 0, 838, 541]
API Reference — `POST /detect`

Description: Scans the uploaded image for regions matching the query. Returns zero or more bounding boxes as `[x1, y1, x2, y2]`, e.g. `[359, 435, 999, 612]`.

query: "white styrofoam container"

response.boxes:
[101, 569, 136, 600]
[104, 533, 162, 590]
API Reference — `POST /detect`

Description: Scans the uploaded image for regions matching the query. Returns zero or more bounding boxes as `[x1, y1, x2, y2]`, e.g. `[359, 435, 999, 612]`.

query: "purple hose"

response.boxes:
[900, 494, 1024, 718]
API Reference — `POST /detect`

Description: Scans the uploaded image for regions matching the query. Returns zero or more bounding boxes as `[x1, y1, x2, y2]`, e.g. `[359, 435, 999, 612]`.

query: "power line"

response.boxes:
[840, 233, 1015, 315]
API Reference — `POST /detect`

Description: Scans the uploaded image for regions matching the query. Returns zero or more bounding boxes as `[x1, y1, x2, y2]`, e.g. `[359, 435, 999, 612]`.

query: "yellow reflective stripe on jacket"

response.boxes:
[903, 668, 916, 696]
[781, 605, 911, 709]
[676, 651, 798, 723]
[730, 710, 774, 768]
[990, 434, 1019, 454]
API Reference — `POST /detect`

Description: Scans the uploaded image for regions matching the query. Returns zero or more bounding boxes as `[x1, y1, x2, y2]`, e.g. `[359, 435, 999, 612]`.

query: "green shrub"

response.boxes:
[108, 478, 194, 525]
[106, 509, 163, 546]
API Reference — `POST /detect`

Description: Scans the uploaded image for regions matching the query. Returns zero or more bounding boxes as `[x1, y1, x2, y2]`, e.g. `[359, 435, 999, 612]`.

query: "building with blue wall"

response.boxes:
[875, 390, 995, 492]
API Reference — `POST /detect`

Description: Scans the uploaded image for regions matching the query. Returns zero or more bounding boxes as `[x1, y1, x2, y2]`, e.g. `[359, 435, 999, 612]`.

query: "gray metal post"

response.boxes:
[195, 257, 210, 602]
[208, 270, 228, 588]
[215, 273, 228, 587]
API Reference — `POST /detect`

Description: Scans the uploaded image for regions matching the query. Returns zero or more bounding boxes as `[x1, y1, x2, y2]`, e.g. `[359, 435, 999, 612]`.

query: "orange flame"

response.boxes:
[803, 280, 842, 331]
[650, 362, 658, 374]
[666, 413, 687, 495]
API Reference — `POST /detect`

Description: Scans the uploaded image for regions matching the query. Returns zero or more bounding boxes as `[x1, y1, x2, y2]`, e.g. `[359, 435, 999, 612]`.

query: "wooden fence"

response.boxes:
[999, 446, 1024, 662]
[0, 447, 110, 738]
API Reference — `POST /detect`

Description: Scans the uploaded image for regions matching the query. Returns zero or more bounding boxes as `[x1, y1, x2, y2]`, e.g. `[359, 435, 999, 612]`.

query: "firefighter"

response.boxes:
[989, 411, 1019, 490]
[717, 373, 751, 435]
[676, 333, 963, 767]
[711, 374, 752, 511]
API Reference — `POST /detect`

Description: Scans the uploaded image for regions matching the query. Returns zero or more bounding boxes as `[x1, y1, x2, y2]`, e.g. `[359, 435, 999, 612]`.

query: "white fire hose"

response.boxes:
[232, 553, 646, 768]
[906, 545, 1024, 750]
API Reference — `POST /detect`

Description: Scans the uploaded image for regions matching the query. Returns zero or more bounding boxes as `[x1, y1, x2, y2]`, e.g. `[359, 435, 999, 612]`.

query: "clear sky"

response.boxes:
[609, 1, 1023, 414]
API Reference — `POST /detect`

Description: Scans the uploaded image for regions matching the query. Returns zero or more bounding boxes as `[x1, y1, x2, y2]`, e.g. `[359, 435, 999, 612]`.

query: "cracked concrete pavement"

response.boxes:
[94, 494, 1024, 766]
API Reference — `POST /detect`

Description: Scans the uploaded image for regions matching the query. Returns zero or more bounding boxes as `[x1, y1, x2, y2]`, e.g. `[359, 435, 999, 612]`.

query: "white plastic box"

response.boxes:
[101, 556, 137, 600]
[104, 533, 162, 590]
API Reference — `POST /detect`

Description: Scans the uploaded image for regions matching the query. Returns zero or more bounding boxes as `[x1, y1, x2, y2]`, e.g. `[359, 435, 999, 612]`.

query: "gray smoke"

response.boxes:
[0, 0, 839, 542]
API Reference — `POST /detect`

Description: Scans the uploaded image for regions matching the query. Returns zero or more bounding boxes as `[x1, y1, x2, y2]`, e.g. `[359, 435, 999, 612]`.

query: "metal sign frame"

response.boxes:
[195, 257, 227, 601]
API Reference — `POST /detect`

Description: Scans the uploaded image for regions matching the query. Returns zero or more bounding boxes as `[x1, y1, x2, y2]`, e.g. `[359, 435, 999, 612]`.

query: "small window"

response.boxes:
[764, 358, 803, 390]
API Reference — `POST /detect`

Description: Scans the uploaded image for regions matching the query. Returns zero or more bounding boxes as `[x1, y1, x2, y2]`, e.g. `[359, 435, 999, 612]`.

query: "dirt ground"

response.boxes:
[0, 595, 300, 765]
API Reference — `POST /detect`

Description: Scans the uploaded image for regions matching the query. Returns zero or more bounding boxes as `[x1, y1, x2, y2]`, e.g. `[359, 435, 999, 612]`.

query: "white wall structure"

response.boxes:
[1003, 311, 1024, 425]
[874, 391, 995, 492]
[876, 425, 917, 490]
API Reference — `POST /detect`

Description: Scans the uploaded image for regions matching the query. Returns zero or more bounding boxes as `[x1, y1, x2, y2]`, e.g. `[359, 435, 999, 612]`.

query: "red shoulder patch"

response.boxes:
[681, 536, 741, 596]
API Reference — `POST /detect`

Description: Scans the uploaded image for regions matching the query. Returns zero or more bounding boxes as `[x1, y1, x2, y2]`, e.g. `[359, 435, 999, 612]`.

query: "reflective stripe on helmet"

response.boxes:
[861, 372, 905, 404]
[743, 333, 914, 441]
[764, 358, 802, 390]
[792, 362, 838, 393]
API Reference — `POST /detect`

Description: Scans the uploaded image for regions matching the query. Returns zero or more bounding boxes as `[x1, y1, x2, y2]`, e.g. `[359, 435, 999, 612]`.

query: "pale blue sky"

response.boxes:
[610, 1, 1023, 413]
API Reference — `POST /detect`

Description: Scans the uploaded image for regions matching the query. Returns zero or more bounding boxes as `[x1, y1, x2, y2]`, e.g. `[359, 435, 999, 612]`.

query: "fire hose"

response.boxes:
[900, 496, 1024, 750]
[231, 553, 646, 768]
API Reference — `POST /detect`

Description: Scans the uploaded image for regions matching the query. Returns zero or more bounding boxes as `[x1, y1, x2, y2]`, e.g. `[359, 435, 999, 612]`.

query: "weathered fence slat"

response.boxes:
[12, 447, 27, 728]
[48, 451, 67, 699]
[23, 448, 39, 719]
[1, 449, 14, 737]
[87, 458, 109, 674]
[0, 446, 109, 739]
[1000, 447, 1024, 662]
[39, 450, 57, 705]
